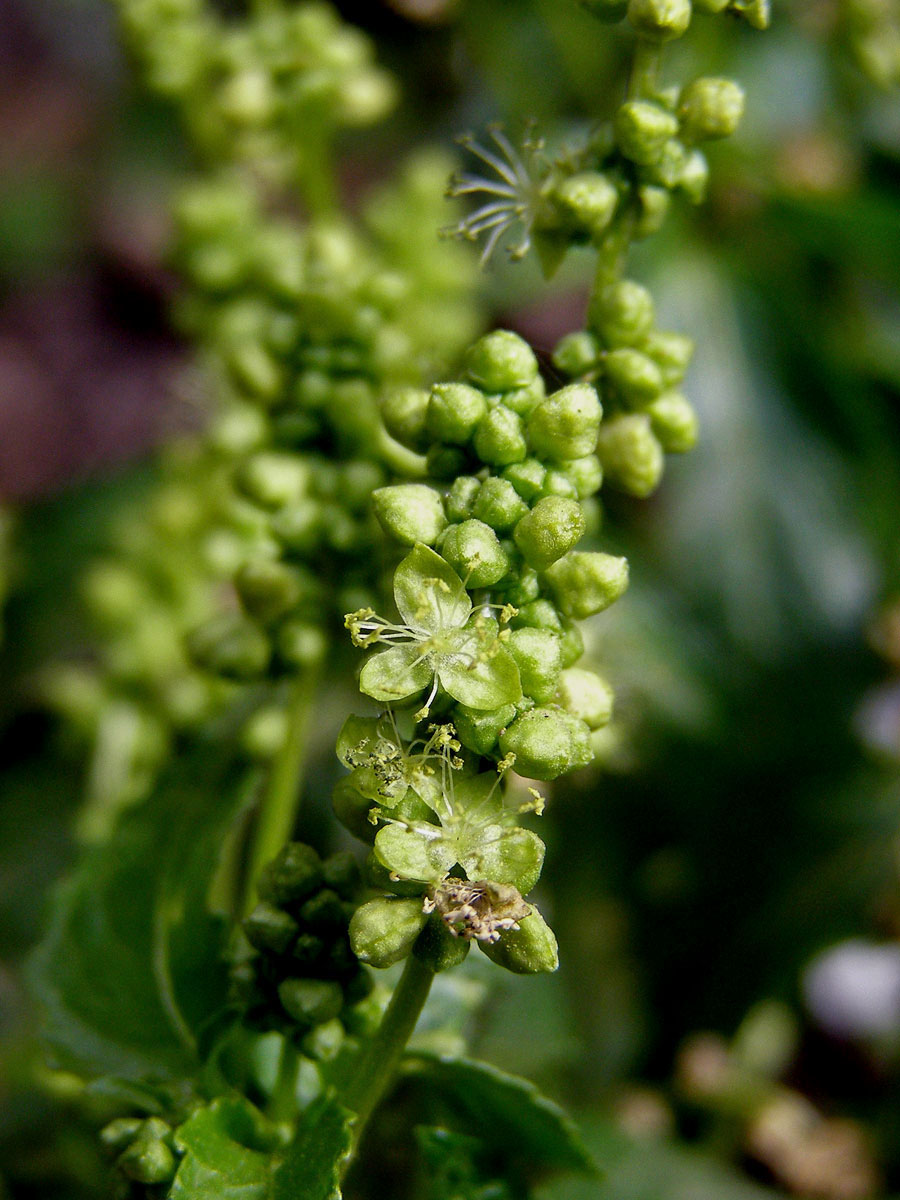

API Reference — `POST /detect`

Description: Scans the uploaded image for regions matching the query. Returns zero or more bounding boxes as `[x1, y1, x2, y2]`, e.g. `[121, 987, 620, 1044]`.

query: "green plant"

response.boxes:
[23, 0, 777, 1196]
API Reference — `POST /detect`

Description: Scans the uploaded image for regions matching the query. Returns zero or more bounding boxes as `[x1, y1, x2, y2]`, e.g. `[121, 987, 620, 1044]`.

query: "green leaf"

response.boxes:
[393, 544, 471, 634]
[460, 827, 545, 894]
[374, 823, 455, 883]
[272, 1095, 354, 1200]
[438, 637, 522, 710]
[401, 1053, 595, 1178]
[359, 644, 432, 703]
[28, 749, 257, 1082]
[170, 1097, 275, 1200]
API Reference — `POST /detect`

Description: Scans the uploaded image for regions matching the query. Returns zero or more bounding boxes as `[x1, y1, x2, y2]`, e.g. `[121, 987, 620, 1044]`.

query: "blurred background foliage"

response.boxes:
[1, 0, 900, 1196]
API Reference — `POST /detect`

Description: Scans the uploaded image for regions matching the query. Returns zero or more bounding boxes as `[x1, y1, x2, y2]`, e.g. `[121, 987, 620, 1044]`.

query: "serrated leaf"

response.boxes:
[401, 1053, 595, 1178]
[438, 637, 522, 710]
[394, 544, 471, 633]
[170, 1097, 275, 1200]
[28, 749, 257, 1083]
[272, 1095, 354, 1200]
[359, 643, 433, 703]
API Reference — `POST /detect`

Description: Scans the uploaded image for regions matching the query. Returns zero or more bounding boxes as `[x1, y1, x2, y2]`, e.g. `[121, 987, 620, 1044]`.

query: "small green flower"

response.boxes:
[345, 543, 522, 712]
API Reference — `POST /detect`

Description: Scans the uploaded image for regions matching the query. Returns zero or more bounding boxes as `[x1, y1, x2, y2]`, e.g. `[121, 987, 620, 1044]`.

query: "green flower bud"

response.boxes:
[677, 149, 710, 203]
[559, 620, 585, 668]
[373, 484, 446, 546]
[100, 1118, 143, 1154]
[301, 1017, 345, 1062]
[679, 77, 745, 141]
[557, 667, 614, 729]
[645, 139, 689, 190]
[278, 978, 344, 1026]
[300, 888, 346, 931]
[380, 386, 431, 450]
[633, 184, 671, 239]
[236, 453, 310, 509]
[278, 620, 327, 668]
[427, 383, 489, 444]
[644, 390, 698, 453]
[472, 477, 529, 532]
[579, 0, 629, 20]
[560, 455, 603, 499]
[627, 0, 692, 39]
[554, 171, 619, 237]
[427, 444, 469, 480]
[512, 598, 563, 631]
[227, 341, 283, 403]
[642, 330, 694, 387]
[500, 565, 540, 606]
[258, 843, 323, 905]
[445, 476, 481, 522]
[441, 519, 510, 587]
[544, 551, 629, 619]
[270, 500, 321, 553]
[188, 613, 271, 679]
[603, 348, 666, 406]
[413, 914, 471, 972]
[480, 907, 559, 974]
[118, 1138, 176, 1186]
[322, 851, 361, 900]
[332, 776, 377, 843]
[241, 707, 289, 760]
[499, 708, 593, 779]
[452, 703, 517, 756]
[349, 897, 428, 968]
[589, 280, 655, 348]
[539, 468, 579, 500]
[596, 412, 665, 497]
[552, 331, 601, 379]
[615, 100, 679, 165]
[502, 458, 547, 501]
[466, 331, 539, 392]
[498, 377, 546, 417]
[507, 628, 563, 704]
[527, 384, 602, 461]
[209, 405, 268, 456]
[340, 461, 386, 512]
[235, 558, 307, 624]
[473, 406, 528, 467]
[513, 496, 586, 570]
[244, 901, 299, 954]
[338, 67, 397, 125]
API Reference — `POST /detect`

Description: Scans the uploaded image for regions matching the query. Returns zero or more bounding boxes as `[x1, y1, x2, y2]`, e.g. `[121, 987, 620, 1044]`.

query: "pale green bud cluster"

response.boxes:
[579, 0, 769, 29]
[100, 1116, 180, 1188]
[230, 843, 379, 1053]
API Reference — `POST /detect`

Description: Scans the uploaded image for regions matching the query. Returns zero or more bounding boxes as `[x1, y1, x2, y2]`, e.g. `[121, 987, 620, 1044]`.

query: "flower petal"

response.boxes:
[359, 643, 433, 703]
[393, 543, 471, 634]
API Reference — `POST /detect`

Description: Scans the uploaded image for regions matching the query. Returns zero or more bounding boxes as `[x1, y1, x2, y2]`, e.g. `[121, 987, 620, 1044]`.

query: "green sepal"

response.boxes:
[461, 827, 545, 895]
[394, 543, 471, 632]
[413, 913, 472, 972]
[359, 643, 432, 704]
[479, 906, 559, 974]
[438, 632, 522, 710]
[374, 823, 455, 883]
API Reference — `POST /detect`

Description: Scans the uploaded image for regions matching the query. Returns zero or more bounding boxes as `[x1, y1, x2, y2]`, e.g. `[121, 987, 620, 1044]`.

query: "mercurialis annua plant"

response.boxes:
[28, 0, 769, 1195]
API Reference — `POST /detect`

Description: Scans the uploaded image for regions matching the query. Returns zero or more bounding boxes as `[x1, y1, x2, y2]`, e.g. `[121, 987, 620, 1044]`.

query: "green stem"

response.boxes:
[341, 955, 434, 1166]
[628, 37, 663, 100]
[267, 1038, 301, 1123]
[241, 663, 320, 915]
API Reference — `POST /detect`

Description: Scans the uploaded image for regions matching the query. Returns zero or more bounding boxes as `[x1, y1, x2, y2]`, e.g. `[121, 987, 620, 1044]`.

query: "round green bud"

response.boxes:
[466, 330, 539, 392]
[227, 341, 283, 403]
[441, 519, 510, 587]
[453, 703, 517, 756]
[579, 0, 628, 20]
[499, 708, 593, 780]
[100, 1118, 143, 1154]
[258, 842, 323, 905]
[512, 598, 563, 631]
[381, 386, 431, 450]
[278, 978, 344, 1026]
[236, 453, 310, 509]
[373, 484, 446, 546]
[427, 444, 469, 480]
[627, 0, 692, 39]
[244, 901, 299, 955]
[679, 77, 745, 141]
[603, 348, 665, 406]
[413, 914, 471, 972]
[646, 139, 689, 190]
[427, 382, 488, 444]
[502, 458, 547, 501]
[322, 851, 362, 900]
[498, 377, 546, 417]
[596, 412, 665, 497]
[552, 331, 601, 379]
[557, 667, 614, 729]
[473, 406, 528, 467]
[480, 906, 559, 973]
[118, 1139, 176, 1185]
[473, 477, 530, 532]
[302, 1018, 345, 1062]
[340, 461, 386, 513]
[235, 558, 307, 624]
[646, 391, 699, 452]
[589, 280, 655, 348]
[338, 67, 397, 125]
[500, 565, 540, 606]
[300, 888, 346, 931]
[332, 775, 377, 843]
[188, 613, 270, 679]
[538, 469, 577, 501]
[634, 185, 671, 239]
[615, 100, 680, 165]
[558, 620, 585, 668]
[241, 707, 289, 760]
[560, 455, 603, 499]
[209, 406, 268, 456]
[675, 149, 708, 206]
[554, 171, 619, 237]
[350, 897, 428, 968]
[527, 384, 602, 461]
[445, 475, 481, 522]
[642, 330, 694, 387]
[513, 496, 586, 570]
[507, 628, 563, 703]
[278, 620, 327, 668]
[544, 551, 629, 619]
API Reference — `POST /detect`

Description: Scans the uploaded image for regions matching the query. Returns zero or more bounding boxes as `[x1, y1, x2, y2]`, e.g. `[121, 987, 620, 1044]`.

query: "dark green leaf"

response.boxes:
[272, 1095, 354, 1200]
[170, 1096, 275, 1200]
[27, 749, 258, 1082]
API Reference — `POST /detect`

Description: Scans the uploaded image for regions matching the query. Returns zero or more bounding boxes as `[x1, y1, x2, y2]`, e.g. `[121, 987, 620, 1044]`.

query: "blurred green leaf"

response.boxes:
[171, 1096, 274, 1200]
[272, 1095, 354, 1200]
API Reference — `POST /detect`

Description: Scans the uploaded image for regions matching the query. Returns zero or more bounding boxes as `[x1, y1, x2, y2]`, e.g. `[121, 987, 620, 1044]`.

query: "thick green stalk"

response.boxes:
[241, 663, 320, 915]
[341, 954, 435, 1165]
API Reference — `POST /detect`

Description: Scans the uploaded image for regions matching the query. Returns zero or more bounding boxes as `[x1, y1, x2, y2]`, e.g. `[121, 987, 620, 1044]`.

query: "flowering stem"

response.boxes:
[629, 37, 663, 100]
[241, 662, 321, 915]
[341, 954, 434, 1168]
